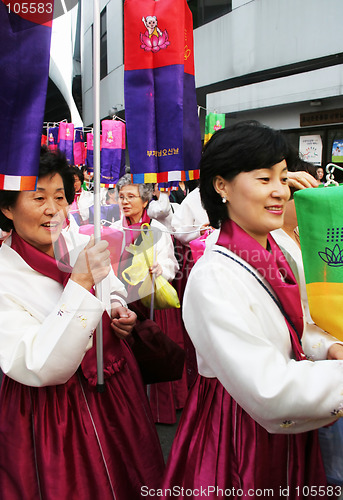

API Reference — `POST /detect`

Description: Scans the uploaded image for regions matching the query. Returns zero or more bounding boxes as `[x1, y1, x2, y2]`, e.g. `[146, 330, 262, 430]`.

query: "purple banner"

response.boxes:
[74, 128, 86, 166]
[124, 64, 201, 187]
[58, 122, 74, 165]
[100, 121, 126, 185]
[47, 126, 59, 152]
[0, 3, 52, 190]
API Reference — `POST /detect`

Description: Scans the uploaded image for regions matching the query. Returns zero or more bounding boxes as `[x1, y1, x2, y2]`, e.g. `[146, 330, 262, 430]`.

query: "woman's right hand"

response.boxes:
[70, 236, 111, 290]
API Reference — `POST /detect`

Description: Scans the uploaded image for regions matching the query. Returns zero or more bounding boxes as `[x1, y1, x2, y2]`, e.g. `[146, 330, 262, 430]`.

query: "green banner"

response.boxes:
[204, 113, 225, 144]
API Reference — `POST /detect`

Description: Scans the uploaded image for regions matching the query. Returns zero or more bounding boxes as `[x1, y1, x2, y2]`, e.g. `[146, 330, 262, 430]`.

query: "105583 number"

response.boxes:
[6, 3, 53, 15]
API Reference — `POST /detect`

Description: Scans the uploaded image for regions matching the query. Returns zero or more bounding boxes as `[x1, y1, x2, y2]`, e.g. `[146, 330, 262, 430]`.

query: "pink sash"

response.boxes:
[216, 219, 305, 361]
[10, 231, 127, 385]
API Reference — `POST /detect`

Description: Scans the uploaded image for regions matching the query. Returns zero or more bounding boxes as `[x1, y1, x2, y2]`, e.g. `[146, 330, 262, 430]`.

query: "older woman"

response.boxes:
[0, 148, 164, 500]
[161, 121, 343, 499]
[111, 175, 187, 424]
[111, 174, 178, 294]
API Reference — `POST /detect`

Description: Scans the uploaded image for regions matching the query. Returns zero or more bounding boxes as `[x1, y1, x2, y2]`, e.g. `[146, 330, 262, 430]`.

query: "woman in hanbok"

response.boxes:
[0, 148, 164, 500]
[111, 175, 188, 424]
[161, 121, 343, 499]
[147, 183, 176, 232]
[69, 165, 94, 225]
[111, 175, 178, 295]
[171, 185, 209, 245]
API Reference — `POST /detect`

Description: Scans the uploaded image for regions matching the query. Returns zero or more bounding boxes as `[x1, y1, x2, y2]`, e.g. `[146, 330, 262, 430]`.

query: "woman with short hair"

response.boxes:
[161, 121, 343, 499]
[0, 147, 164, 500]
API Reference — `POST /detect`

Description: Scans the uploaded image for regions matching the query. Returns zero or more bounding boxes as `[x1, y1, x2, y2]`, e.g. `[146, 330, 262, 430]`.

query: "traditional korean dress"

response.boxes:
[171, 187, 209, 245]
[161, 219, 343, 499]
[0, 231, 164, 500]
[112, 211, 188, 424]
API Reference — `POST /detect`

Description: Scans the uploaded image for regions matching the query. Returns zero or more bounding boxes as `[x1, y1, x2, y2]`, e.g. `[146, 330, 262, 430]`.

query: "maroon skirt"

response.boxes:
[0, 332, 164, 500]
[162, 375, 328, 500]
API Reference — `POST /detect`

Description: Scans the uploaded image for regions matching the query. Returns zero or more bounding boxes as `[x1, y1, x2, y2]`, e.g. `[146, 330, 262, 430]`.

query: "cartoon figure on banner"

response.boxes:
[106, 130, 114, 144]
[142, 16, 162, 37]
[213, 120, 223, 132]
[66, 126, 71, 138]
[140, 15, 170, 52]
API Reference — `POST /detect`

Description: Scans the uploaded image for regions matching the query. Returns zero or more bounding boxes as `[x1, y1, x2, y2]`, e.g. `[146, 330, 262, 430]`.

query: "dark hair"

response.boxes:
[69, 165, 84, 184]
[199, 120, 294, 228]
[0, 146, 75, 231]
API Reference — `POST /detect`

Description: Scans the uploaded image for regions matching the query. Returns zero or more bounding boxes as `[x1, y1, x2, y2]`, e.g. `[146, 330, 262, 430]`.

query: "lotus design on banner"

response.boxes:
[318, 244, 343, 267]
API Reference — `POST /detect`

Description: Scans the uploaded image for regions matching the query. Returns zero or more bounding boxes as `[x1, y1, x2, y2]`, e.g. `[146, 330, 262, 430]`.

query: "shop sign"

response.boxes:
[299, 135, 322, 166]
[300, 109, 343, 127]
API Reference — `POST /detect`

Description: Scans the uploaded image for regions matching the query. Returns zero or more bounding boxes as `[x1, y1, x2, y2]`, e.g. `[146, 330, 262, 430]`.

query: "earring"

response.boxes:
[222, 197, 227, 204]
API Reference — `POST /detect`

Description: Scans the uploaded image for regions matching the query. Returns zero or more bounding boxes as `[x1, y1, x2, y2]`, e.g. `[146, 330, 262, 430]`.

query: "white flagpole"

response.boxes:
[93, 0, 105, 392]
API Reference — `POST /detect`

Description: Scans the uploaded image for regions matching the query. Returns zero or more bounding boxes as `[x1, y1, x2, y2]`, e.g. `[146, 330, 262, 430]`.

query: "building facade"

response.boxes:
[81, 0, 343, 172]
[45, 3, 82, 125]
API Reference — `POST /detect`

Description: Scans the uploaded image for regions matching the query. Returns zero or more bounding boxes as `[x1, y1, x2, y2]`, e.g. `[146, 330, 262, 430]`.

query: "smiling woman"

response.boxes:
[1, 173, 69, 257]
[0, 147, 74, 232]
[213, 160, 290, 248]
[161, 121, 343, 499]
[0, 147, 164, 500]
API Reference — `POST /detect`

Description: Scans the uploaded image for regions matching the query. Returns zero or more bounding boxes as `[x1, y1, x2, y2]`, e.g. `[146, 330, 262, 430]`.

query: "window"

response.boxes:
[100, 7, 108, 80]
[284, 125, 343, 183]
[187, 0, 232, 29]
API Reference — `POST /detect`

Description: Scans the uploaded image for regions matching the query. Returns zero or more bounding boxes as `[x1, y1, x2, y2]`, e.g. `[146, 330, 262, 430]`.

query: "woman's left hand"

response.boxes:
[110, 303, 137, 339]
[328, 343, 343, 360]
[149, 262, 162, 277]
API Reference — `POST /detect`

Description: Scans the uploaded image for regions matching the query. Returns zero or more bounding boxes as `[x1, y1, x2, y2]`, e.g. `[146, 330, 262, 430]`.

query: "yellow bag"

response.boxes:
[138, 274, 180, 309]
[122, 223, 180, 310]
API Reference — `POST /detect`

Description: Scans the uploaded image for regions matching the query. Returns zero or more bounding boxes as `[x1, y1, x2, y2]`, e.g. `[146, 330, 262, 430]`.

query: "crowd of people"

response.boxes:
[0, 120, 342, 499]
